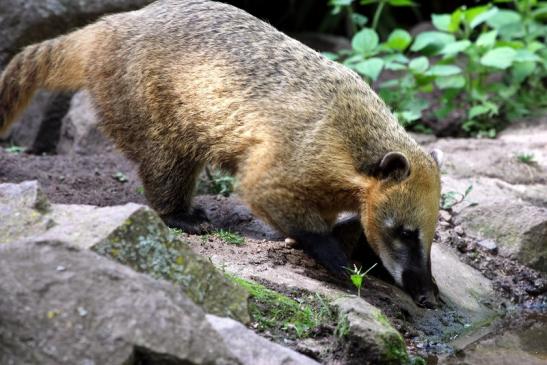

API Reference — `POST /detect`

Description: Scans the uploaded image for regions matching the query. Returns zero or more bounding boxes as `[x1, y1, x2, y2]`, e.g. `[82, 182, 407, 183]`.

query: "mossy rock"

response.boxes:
[92, 207, 250, 323]
[333, 296, 409, 365]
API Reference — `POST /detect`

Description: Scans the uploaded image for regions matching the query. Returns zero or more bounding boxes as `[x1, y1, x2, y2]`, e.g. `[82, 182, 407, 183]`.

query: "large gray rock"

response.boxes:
[0, 0, 153, 147]
[57, 90, 113, 155]
[332, 297, 410, 365]
[0, 181, 250, 323]
[206, 315, 320, 365]
[429, 137, 546, 185]
[0, 0, 154, 66]
[442, 176, 547, 272]
[0, 239, 239, 365]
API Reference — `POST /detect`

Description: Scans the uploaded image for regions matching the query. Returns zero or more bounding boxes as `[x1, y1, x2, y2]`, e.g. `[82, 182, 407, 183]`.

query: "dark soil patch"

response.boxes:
[0, 148, 145, 206]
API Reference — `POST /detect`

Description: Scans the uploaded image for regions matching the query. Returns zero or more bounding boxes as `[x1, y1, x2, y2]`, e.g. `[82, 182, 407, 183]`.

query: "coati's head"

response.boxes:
[362, 149, 443, 308]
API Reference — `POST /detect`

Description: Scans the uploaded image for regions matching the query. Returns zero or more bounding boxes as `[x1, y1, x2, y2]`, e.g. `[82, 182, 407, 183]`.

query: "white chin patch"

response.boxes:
[379, 251, 403, 286]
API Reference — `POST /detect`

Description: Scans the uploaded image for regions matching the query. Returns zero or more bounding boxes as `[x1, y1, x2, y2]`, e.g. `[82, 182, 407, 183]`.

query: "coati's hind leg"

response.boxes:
[138, 153, 211, 234]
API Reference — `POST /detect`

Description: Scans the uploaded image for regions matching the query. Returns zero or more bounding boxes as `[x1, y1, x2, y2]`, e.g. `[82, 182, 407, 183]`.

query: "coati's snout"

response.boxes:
[362, 149, 443, 308]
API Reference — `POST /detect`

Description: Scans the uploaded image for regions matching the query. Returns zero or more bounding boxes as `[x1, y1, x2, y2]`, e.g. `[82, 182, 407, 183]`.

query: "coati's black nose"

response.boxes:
[416, 293, 438, 309]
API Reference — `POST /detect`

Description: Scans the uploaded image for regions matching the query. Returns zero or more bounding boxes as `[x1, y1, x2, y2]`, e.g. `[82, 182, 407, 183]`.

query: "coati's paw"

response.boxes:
[162, 207, 213, 235]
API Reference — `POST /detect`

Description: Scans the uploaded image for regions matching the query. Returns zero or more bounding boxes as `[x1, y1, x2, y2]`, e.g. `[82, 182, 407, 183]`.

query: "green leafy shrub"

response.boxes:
[328, 0, 547, 136]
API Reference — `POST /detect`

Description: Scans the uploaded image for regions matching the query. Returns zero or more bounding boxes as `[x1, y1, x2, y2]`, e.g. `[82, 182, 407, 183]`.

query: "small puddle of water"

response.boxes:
[438, 312, 547, 365]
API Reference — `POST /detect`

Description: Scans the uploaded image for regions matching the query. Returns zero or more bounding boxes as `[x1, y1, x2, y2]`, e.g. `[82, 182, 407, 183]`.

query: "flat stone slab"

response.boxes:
[0, 181, 250, 323]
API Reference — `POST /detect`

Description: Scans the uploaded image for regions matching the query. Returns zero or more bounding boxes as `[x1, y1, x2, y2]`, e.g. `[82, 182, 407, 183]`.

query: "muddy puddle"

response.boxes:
[438, 311, 547, 365]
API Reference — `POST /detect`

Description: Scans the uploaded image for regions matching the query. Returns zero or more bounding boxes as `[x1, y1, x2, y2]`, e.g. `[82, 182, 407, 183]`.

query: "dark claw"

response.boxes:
[162, 207, 213, 235]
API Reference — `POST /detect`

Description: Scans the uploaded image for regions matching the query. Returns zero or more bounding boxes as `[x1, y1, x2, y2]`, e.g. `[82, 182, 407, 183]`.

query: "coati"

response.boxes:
[0, 0, 443, 307]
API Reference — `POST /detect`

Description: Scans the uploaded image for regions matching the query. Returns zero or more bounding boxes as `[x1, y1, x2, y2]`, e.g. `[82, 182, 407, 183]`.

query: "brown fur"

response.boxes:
[0, 0, 441, 292]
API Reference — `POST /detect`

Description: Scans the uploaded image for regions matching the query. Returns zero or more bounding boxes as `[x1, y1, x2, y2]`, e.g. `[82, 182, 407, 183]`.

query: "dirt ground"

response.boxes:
[1, 146, 545, 363]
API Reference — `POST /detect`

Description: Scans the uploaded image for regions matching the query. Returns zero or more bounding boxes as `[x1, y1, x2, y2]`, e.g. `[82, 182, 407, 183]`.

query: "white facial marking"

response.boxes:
[379, 251, 403, 286]
[419, 230, 428, 266]
[384, 217, 396, 228]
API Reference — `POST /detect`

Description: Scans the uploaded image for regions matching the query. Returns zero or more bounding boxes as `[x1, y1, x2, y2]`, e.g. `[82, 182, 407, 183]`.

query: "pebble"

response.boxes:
[439, 210, 452, 222]
[454, 226, 464, 236]
[477, 239, 498, 254]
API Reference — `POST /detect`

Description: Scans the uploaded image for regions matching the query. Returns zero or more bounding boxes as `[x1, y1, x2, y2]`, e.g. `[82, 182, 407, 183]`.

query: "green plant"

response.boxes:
[215, 229, 245, 245]
[346, 263, 377, 296]
[441, 184, 476, 210]
[516, 152, 537, 164]
[230, 276, 336, 338]
[4, 144, 26, 154]
[205, 167, 235, 196]
[328, 0, 547, 136]
[334, 314, 350, 338]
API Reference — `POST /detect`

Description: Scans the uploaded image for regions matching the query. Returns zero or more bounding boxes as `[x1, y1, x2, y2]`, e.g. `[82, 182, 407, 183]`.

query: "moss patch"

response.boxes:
[230, 276, 336, 338]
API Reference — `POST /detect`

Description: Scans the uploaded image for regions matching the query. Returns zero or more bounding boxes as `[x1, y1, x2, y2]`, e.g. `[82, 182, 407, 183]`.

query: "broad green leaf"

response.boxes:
[514, 50, 541, 62]
[396, 110, 422, 124]
[409, 56, 429, 73]
[385, 62, 406, 71]
[322, 52, 339, 61]
[388, 0, 415, 6]
[470, 7, 499, 28]
[440, 40, 471, 57]
[435, 75, 466, 89]
[386, 29, 412, 51]
[351, 13, 369, 27]
[352, 28, 379, 54]
[464, 5, 490, 25]
[431, 14, 452, 32]
[528, 41, 545, 53]
[468, 105, 491, 119]
[476, 30, 498, 48]
[343, 54, 365, 66]
[384, 53, 409, 63]
[410, 31, 456, 53]
[355, 58, 384, 81]
[426, 64, 462, 76]
[486, 10, 521, 29]
[512, 61, 536, 83]
[496, 40, 524, 49]
[480, 47, 517, 69]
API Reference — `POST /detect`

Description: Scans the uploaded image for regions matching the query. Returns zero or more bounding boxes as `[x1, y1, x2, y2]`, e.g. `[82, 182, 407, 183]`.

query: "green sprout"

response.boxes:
[441, 184, 475, 210]
[215, 229, 245, 245]
[346, 263, 378, 297]
[4, 144, 26, 154]
[516, 152, 536, 165]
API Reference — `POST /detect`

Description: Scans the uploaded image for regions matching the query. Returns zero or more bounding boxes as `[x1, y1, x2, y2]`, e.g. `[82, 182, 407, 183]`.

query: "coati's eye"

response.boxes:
[400, 229, 413, 239]
[397, 227, 419, 243]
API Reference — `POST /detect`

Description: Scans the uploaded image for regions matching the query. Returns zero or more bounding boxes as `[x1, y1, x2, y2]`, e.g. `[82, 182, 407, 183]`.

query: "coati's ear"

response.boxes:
[378, 151, 410, 181]
[430, 149, 444, 168]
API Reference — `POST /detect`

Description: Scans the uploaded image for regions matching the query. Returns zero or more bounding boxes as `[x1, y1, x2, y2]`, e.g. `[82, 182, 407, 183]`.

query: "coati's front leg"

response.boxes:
[138, 155, 211, 234]
[243, 187, 349, 277]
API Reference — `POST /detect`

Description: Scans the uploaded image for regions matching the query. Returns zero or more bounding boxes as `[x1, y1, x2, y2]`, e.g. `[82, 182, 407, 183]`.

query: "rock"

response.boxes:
[0, 0, 154, 66]
[0, 239, 239, 365]
[0, 180, 52, 244]
[431, 244, 495, 318]
[0, 91, 72, 153]
[57, 90, 113, 155]
[441, 176, 547, 272]
[0, 181, 250, 323]
[428, 137, 546, 185]
[332, 297, 410, 365]
[477, 239, 498, 254]
[206, 315, 320, 365]
[0, 0, 154, 147]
